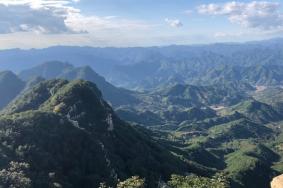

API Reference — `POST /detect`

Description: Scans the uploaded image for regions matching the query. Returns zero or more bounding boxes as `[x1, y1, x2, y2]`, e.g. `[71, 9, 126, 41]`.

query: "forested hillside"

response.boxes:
[0, 39, 283, 188]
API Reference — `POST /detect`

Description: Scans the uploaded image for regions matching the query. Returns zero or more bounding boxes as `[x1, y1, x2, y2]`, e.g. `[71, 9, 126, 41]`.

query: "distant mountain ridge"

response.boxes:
[18, 61, 139, 107]
[223, 100, 283, 124]
[0, 38, 283, 89]
[202, 65, 283, 86]
[0, 71, 25, 109]
[19, 61, 73, 81]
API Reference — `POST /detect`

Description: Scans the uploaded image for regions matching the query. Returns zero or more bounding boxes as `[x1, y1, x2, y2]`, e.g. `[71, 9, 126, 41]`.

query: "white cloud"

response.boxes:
[0, 0, 71, 8]
[0, 0, 151, 34]
[198, 1, 283, 31]
[214, 31, 246, 38]
[0, 4, 74, 34]
[66, 14, 150, 33]
[0, 0, 80, 34]
[0, 0, 158, 48]
[165, 18, 183, 28]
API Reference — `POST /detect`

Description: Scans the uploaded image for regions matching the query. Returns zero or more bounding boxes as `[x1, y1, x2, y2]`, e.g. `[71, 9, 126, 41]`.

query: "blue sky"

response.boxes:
[0, 0, 283, 48]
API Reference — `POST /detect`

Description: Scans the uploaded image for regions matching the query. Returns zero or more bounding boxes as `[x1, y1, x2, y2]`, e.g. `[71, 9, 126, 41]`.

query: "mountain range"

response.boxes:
[0, 38, 283, 90]
[0, 62, 139, 110]
[0, 38, 283, 187]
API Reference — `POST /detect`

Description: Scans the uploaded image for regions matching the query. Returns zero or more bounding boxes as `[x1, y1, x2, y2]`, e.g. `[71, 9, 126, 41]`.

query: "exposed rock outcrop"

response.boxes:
[271, 174, 283, 188]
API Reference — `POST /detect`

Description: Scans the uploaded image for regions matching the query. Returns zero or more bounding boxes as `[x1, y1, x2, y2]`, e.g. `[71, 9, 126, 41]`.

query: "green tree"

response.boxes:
[0, 161, 31, 188]
[117, 176, 145, 188]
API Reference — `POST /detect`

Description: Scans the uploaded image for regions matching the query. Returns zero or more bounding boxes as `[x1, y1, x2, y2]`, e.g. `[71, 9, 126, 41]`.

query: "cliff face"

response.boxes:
[271, 174, 283, 188]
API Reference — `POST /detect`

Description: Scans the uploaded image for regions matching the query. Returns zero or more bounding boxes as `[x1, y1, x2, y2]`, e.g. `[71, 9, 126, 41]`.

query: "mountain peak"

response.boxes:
[19, 61, 73, 81]
[0, 70, 19, 81]
[41, 80, 116, 131]
[3, 79, 117, 132]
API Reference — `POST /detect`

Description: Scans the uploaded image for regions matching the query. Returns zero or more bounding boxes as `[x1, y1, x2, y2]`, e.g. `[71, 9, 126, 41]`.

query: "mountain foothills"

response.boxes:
[0, 39, 283, 188]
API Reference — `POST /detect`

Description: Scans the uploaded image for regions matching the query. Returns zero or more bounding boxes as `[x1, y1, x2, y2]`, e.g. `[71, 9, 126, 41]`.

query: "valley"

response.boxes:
[0, 39, 283, 187]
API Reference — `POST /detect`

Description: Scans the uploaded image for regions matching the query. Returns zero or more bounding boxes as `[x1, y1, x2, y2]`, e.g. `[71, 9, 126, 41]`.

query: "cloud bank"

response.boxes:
[198, 1, 283, 31]
[0, 0, 150, 34]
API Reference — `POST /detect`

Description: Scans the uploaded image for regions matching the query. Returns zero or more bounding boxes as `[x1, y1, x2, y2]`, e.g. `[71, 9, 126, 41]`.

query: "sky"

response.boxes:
[0, 0, 283, 49]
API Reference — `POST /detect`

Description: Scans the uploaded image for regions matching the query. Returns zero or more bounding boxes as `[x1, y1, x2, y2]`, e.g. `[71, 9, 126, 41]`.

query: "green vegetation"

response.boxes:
[254, 87, 283, 105]
[220, 100, 283, 124]
[0, 161, 31, 188]
[168, 173, 229, 188]
[158, 83, 249, 107]
[225, 144, 278, 188]
[117, 176, 145, 188]
[1, 59, 283, 188]
[0, 80, 193, 188]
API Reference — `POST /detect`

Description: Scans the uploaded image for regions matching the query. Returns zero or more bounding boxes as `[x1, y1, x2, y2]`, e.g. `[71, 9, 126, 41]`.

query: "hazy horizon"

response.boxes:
[0, 36, 282, 50]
